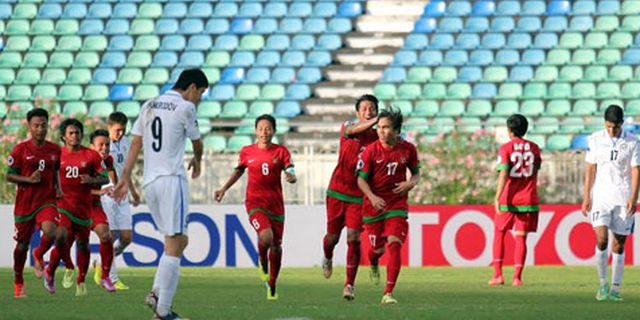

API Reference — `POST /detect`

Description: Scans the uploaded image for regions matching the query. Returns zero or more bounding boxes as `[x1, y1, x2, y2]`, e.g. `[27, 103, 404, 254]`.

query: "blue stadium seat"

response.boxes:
[271, 67, 295, 83]
[306, 51, 332, 67]
[205, 19, 229, 34]
[303, 18, 327, 34]
[297, 67, 322, 83]
[246, 68, 270, 84]
[289, 2, 312, 17]
[230, 51, 256, 67]
[543, 17, 568, 32]
[255, 51, 281, 67]
[180, 19, 204, 34]
[317, 34, 342, 50]
[431, 34, 454, 49]
[414, 18, 437, 33]
[571, 135, 589, 150]
[281, 51, 305, 67]
[214, 3, 238, 17]
[285, 84, 311, 100]
[622, 49, 640, 64]
[569, 16, 593, 32]
[274, 101, 301, 118]
[279, 18, 303, 34]
[393, 50, 418, 66]
[79, 19, 104, 35]
[464, 17, 489, 33]
[381, 67, 406, 83]
[156, 19, 179, 35]
[472, 83, 497, 99]
[168, 69, 183, 84]
[162, 3, 186, 18]
[160, 35, 186, 51]
[454, 33, 479, 50]
[91, 68, 117, 84]
[446, 1, 471, 16]
[472, 1, 495, 16]
[87, 3, 111, 19]
[105, 19, 129, 35]
[109, 85, 134, 101]
[495, 50, 519, 66]
[458, 67, 482, 83]
[187, 35, 212, 51]
[313, 2, 337, 17]
[522, 1, 545, 15]
[220, 67, 245, 84]
[62, 3, 87, 19]
[444, 50, 467, 66]
[516, 17, 541, 32]
[38, 4, 62, 19]
[265, 35, 290, 51]
[521, 49, 545, 65]
[509, 66, 533, 82]
[254, 18, 278, 34]
[209, 85, 235, 101]
[496, 1, 520, 16]
[423, 1, 446, 17]
[597, 1, 620, 15]
[418, 50, 442, 66]
[113, 3, 136, 19]
[507, 33, 531, 49]
[328, 18, 352, 33]
[337, 2, 363, 17]
[239, 3, 262, 17]
[108, 35, 133, 51]
[178, 52, 204, 68]
[438, 17, 463, 33]
[0, 4, 11, 19]
[214, 35, 239, 50]
[292, 35, 315, 50]
[491, 17, 514, 32]
[469, 50, 493, 66]
[230, 18, 253, 34]
[533, 33, 558, 49]
[572, 1, 596, 15]
[481, 33, 505, 49]
[151, 51, 178, 68]
[405, 34, 428, 50]
[189, 2, 212, 18]
[264, 3, 287, 17]
[546, 1, 570, 16]
[100, 52, 126, 68]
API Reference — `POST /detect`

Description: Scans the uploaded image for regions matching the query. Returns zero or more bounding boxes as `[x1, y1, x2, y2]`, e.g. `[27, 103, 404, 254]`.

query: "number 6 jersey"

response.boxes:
[496, 138, 542, 212]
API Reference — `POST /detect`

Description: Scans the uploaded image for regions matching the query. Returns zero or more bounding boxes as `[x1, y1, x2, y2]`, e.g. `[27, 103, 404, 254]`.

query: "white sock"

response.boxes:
[152, 255, 165, 293]
[595, 246, 608, 285]
[611, 252, 625, 292]
[109, 256, 119, 282]
[156, 255, 181, 317]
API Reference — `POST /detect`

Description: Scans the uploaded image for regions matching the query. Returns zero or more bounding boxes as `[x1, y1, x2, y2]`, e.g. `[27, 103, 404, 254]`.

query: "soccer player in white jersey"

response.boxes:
[582, 105, 639, 302]
[113, 68, 207, 320]
[93, 112, 140, 290]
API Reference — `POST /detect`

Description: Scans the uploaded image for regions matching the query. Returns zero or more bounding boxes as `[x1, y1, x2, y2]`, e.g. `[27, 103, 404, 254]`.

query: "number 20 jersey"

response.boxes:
[132, 90, 201, 187]
[496, 138, 542, 211]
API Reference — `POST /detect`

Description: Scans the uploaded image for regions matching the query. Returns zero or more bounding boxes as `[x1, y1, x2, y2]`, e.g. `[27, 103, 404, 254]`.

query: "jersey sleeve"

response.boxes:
[341, 120, 354, 139]
[183, 103, 201, 141]
[585, 134, 597, 164]
[356, 145, 373, 180]
[496, 144, 510, 171]
[631, 140, 640, 167]
[7, 144, 23, 175]
[105, 156, 114, 170]
[408, 143, 420, 175]
[235, 147, 248, 171]
[92, 151, 108, 178]
[131, 111, 144, 137]
[281, 147, 294, 170]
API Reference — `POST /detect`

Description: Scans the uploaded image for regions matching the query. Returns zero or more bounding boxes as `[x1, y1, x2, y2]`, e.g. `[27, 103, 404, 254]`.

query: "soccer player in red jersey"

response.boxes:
[88, 129, 117, 292]
[322, 94, 379, 300]
[6, 108, 62, 298]
[44, 119, 109, 296]
[356, 108, 420, 304]
[215, 114, 297, 301]
[489, 114, 542, 287]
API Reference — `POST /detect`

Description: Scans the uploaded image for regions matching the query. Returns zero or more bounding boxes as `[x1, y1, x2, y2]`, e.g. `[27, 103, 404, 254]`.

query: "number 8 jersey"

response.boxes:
[496, 138, 542, 212]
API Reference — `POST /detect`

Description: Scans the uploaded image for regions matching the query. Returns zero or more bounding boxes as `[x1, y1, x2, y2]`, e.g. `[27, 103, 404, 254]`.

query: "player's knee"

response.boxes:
[327, 233, 340, 244]
[596, 241, 608, 251]
[346, 230, 360, 242]
[16, 242, 30, 251]
[42, 229, 56, 240]
[76, 242, 89, 252]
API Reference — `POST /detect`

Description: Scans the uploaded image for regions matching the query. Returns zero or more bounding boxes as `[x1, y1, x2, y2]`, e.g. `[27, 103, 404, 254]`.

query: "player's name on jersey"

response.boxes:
[148, 101, 178, 111]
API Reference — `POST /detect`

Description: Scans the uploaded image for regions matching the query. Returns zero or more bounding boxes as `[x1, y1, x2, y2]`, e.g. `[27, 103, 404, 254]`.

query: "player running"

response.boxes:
[489, 114, 542, 287]
[582, 105, 639, 302]
[215, 114, 297, 301]
[356, 108, 420, 305]
[322, 94, 379, 300]
[7, 108, 62, 298]
[114, 68, 207, 320]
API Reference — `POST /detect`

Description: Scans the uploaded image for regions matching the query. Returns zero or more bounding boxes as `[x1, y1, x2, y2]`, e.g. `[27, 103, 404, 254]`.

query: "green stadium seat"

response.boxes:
[572, 49, 596, 65]
[134, 85, 159, 101]
[197, 102, 222, 118]
[0, 69, 15, 85]
[275, 118, 290, 134]
[205, 52, 230, 67]
[622, 83, 640, 99]
[446, 83, 471, 99]
[143, 68, 169, 84]
[608, 66, 632, 81]
[597, 49, 621, 65]
[13, 4, 37, 19]
[546, 49, 570, 65]
[406, 67, 431, 83]
[594, 16, 619, 32]
[493, 100, 518, 117]
[596, 82, 620, 99]
[432, 67, 457, 83]
[54, 19, 79, 35]
[546, 134, 572, 151]
[584, 66, 608, 82]
[483, 66, 507, 82]
[117, 68, 143, 84]
[41, 69, 66, 85]
[531, 117, 559, 135]
[56, 36, 81, 51]
[599, 99, 624, 112]
[22, 52, 47, 68]
[227, 135, 253, 152]
[559, 66, 583, 82]
[373, 84, 396, 99]
[202, 68, 221, 83]
[88, 101, 114, 118]
[58, 85, 83, 101]
[260, 84, 284, 100]
[620, 16, 640, 31]
[397, 84, 421, 99]
[621, 1, 640, 15]
[134, 35, 160, 51]
[33, 85, 57, 100]
[497, 83, 522, 100]
[440, 100, 465, 117]
[467, 100, 491, 117]
[0, 52, 22, 68]
[413, 100, 439, 117]
[130, 19, 154, 35]
[84, 85, 109, 101]
[0, 98, 5, 116]
[66, 69, 91, 85]
[246, 101, 274, 118]
[572, 100, 598, 116]
[626, 100, 640, 116]
[203, 135, 226, 152]
[5, 36, 30, 51]
[459, 117, 482, 133]
[83, 36, 107, 51]
[73, 52, 100, 68]
[48, 52, 73, 68]
[6, 20, 30, 35]
[63, 101, 88, 116]
[559, 118, 585, 134]
[116, 101, 140, 118]
[546, 100, 571, 116]
[404, 117, 429, 134]
[558, 33, 583, 49]
[534, 66, 558, 82]
[520, 100, 544, 117]
[549, 83, 572, 99]
[422, 84, 446, 99]
[126, 52, 152, 68]
[0, 21, 4, 34]
[15, 69, 40, 84]
[220, 101, 248, 118]
[239, 35, 265, 51]
[428, 117, 455, 134]
[636, 67, 640, 81]
[584, 33, 607, 49]
[522, 83, 547, 99]
[572, 83, 596, 99]
[485, 117, 507, 129]
[30, 36, 55, 52]
[30, 20, 54, 35]
[608, 32, 632, 48]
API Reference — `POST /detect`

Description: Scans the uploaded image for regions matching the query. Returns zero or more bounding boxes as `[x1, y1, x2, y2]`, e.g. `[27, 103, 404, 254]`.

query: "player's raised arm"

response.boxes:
[344, 116, 378, 137]
[113, 135, 142, 202]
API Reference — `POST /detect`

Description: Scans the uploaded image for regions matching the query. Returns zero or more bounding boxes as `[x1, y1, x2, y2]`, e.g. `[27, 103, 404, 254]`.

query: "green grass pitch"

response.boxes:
[1, 266, 639, 319]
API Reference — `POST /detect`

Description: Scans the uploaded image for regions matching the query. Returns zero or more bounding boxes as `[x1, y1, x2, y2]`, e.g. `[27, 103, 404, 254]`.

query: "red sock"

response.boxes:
[323, 235, 334, 260]
[76, 243, 90, 284]
[258, 241, 269, 274]
[99, 240, 114, 279]
[492, 229, 506, 278]
[369, 248, 383, 266]
[345, 240, 360, 286]
[268, 249, 282, 289]
[13, 245, 28, 285]
[514, 234, 527, 280]
[384, 242, 402, 294]
[47, 240, 64, 276]
[34, 235, 54, 260]
[61, 236, 75, 270]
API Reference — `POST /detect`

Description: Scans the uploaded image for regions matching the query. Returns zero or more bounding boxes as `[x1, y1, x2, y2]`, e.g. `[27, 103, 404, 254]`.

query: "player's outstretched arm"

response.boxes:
[188, 139, 203, 179]
[581, 163, 596, 216]
[357, 176, 385, 211]
[627, 166, 640, 215]
[7, 170, 41, 185]
[494, 169, 508, 215]
[114, 135, 142, 202]
[344, 116, 378, 137]
[214, 169, 244, 202]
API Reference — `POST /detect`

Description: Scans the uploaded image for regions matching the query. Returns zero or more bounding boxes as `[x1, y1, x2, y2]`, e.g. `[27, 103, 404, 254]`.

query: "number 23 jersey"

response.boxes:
[496, 138, 542, 211]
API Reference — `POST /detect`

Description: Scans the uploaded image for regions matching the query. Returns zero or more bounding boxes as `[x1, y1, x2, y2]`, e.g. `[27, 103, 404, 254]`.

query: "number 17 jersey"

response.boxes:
[496, 138, 542, 212]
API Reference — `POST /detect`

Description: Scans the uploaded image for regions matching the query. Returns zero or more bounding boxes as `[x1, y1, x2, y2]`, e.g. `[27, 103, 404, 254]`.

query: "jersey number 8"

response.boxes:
[509, 151, 534, 178]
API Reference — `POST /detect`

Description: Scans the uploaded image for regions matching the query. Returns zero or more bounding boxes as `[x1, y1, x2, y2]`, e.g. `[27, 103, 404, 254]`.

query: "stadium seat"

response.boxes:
[584, 33, 607, 49]
[412, 100, 439, 117]
[621, 16, 640, 31]
[509, 66, 533, 82]
[219, 101, 247, 119]
[246, 101, 274, 118]
[178, 52, 205, 68]
[546, 100, 572, 116]
[506, 33, 531, 50]
[156, 19, 179, 35]
[523, 83, 547, 99]
[596, 82, 620, 99]
[457, 67, 482, 83]
[423, 1, 446, 17]
[30, 36, 54, 52]
[626, 100, 640, 116]
[531, 117, 559, 135]
[337, 2, 363, 17]
[0, 4, 11, 19]
[572, 99, 598, 116]
[92, 68, 117, 84]
[571, 135, 589, 150]
[584, 66, 608, 81]
[439, 17, 463, 33]
[126, 52, 152, 68]
[467, 100, 491, 117]
[394, 50, 418, 67]
[245, 68, 270, 84]
[464, 17, 489, 33]
[230, 52, 256, 67]
[414, 18, 437, 33]
[597, 1, 620, 15]
[493, 100, 519, 117]
[407, 67, 431, 83]
[113, 3, 136, 19]
[151, 51, 178, 68]
[609, 65, 633, 81]
[443, 50, 467, 66]
[133, 35, 159, 51]
[468, 50, 493, 66]
[143, 68, 169, 84]
[543, 17, 568, 32]
[549, 83, 572, 99]
[495, 50, 519, 66]
[417, 50, 442, 66]
[572, 49, 596, 65]
[533, 33, 558, 49]
[597, 49, 621, 65]
[271, 67, 295, 83]
[397, 84, 421, 99]
[117, 68, 143, 84]
[197, 101, 221, 119]
[328, 18, 352, 33]
[189, 2, 213, 18]
[447, 1, 471, 16]
[522, 1, 545, 15]
[297, 67, 322, 84]
[572, 1, 596, 15]
[595, 16, 619, 32]
[7, 85, 32, 101]
[285, 84, 311, 100]
[422, 84, 446, 100]
[471, 83, 496, 99]
[104, 19, 129, 35]
[520, 100, 544, 117]
[180, 19, 204, 35]
[440, 100, 465, 117]
[472, 1, 495, 16]
[230, 18, 253, 34]
[431, 34, 454, 50]
[74, 52, 100, 68]
[14, 69, 39, 85]
[483, 66, 508, 82]
[481, 33, 505, 49]
[609, 32, 632, 48]
[84, 85, 109, 101]
[13, 4, 37, 19]
[130, 19, 154, 35]
[226, 135, 253, 152]
[622, 83, 640, 99]
[204, 19, 229, 34]
[21, 52, 46, 68]
[432, 67, 457, 83]
[255, 51, 281, 67]
[32, 85, 57, 100]
[66, 69, 91, 85]
[497, 1, 521, 16]
[454, 34, 479, 50]
[559, 66, 583, 82]
[622, 49, 640, 64]
[546, 135, 572, 151]
[569, 16, 593, 32]
[491, 17, 514, 33]
[546, 1, 571, 15]
[559, 33, 583, 49]
[291, 35, 315, 51]
[63, 101, 88, 116]
[214, 2, 238, 17]
[317, 34, 342, 50]
[109, 85, 134, 101]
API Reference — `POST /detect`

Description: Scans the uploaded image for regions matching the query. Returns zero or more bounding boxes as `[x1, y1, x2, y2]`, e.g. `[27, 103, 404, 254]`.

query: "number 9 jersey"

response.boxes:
[496, 138, 542, 212]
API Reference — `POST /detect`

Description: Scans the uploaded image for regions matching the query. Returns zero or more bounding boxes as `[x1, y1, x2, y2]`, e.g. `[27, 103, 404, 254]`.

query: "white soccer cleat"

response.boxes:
[322, 258, 333, 279]
[343, 284, 355, 301]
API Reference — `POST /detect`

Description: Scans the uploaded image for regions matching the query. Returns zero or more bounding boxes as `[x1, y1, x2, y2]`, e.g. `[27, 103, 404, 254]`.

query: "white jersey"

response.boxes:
[586, 129, 640, 208]
[131, 90, 200, 186]
[110, 135, 129, 181]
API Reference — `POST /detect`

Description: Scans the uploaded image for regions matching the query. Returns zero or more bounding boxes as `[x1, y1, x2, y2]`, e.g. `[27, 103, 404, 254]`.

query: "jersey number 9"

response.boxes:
[151, 117, 162, 152]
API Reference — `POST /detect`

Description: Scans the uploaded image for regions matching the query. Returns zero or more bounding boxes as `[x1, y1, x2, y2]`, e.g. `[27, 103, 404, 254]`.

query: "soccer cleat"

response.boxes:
[114, 280, 130, 290]
[369, 264, 380, 285]
[342, 284, 355, 301]
[266, 284, 278, 301]
[14, 283, 26, 298]
[92, 260, 102, 286]
[258, 261, 269, 283]
[609, 291, 623, 302]
[62, 268, 75, 289]
[322, 258, 333, 279]
[380, 293, 398, 305]
[152, 311, 190, 320]
[75, 282, 87, 297]
[488, 276, 505, 286]
[512, 278, 523, 287]
[100, 278, 116, 293]
[32, 251, 45, 279]
[145, 290, 159, 313]
[43, 271, 56, 294]
[595, 284, 609, 301]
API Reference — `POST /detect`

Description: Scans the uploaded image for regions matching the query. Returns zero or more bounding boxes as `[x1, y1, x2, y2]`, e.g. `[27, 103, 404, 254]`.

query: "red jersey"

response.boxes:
[58, 146, 106, 219]
[327, 121, 378, 203]
[91, 155, 113, 206]
[357, 139, 420, 222]
[237, 143, 293, 220]
[7, 140, 61, 217]
[496, 137, 542, 212]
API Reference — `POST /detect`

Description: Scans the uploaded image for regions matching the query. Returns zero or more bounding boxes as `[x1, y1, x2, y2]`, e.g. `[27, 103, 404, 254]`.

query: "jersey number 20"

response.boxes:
[509, 151, 534, 178]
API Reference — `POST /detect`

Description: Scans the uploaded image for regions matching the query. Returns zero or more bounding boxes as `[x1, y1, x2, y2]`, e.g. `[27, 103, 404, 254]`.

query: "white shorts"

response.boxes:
[589, 205, 635, 236]
[144, 175, 189, 236]
[101, 195, 132, 231]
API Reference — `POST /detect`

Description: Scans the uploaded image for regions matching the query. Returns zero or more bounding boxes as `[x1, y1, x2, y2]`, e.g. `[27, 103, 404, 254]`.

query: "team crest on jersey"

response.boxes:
[273, 158, 279, 164]
[401, 156, 407, 164]
[620, 144, 627, 151]
[7, 156, 13, 166]
[81, 161, 87, 168]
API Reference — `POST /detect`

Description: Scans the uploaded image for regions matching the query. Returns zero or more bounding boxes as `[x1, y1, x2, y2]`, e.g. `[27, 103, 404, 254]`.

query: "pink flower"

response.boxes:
[10, 104, 20, 111]
[3, 118, 10, 125]
[429, 157, 440, 165]
[471, 189, 479, 196]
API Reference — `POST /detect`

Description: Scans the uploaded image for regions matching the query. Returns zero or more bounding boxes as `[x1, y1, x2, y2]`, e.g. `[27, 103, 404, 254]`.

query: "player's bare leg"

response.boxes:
[110, 229, 132, 290]
[148, 235, 188, 318]
[322, 233, 339, 279]
[93, 223, 115, 292]
[594, 226, 609, 301]
[489, 228, 506, 286]
[33, 221, 57, 279]
[343, 228, 360, 300]
[609, 233, 627, 301]
[381, 236, 402, 305]
[512, 231, 528, 286]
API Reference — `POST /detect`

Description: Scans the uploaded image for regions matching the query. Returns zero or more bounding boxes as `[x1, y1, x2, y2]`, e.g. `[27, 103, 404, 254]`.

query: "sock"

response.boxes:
[595, 246, 608, 285]
[369, 248, 383, 266]
[61, 236, 75, 270]
[384, 242, 402, 294]
[33, 234, 54, 260]
[156, 255, 181, 317]
[99, 240, 114, 280]
[258, 241, 269, 274]
[492, 229, 506, 278]
[268, 249, 282, 290]
[611, 252, 625, 292]
[47, 239, 65, 276]
[513, 234, 527, 280]
[323, 235, 334, 260]
[109, 256, 120, 282]
[13, 245, 27, 285]
[345, 240, 360, 286]
[76, 242, 90, 284]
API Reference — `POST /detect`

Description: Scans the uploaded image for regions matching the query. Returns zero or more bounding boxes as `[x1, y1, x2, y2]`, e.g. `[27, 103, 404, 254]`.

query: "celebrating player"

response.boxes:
[582, 105, 639, 301]
[215, 114, 297, 301]
[44, 119, 109, 296]
[93, 112, 140, 291]
[356, 108, 420, 304]
[7, 108, 62, 298]
[489, 114, 542, 287]
[113, 68, 207, 320]
[322, 94, 379, 300]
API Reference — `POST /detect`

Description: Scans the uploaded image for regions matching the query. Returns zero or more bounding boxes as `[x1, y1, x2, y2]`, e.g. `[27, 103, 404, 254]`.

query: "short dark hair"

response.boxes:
[26, 108, 49, 122]
[59, 118, 84, 142]
[507, 114, 529, 137]
[90, 129, 109, 144]
[355, 94, 379, 112]
[173, 69, 209, 91]
[604, 104, 624, 124]
[255, 114, 276, 131]
[378, 108, 403, 133]
[107, 111, 128, 126]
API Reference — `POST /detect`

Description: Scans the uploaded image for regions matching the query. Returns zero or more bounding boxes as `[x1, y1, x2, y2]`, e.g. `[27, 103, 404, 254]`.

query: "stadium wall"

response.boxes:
[0, 205, 638, 267]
